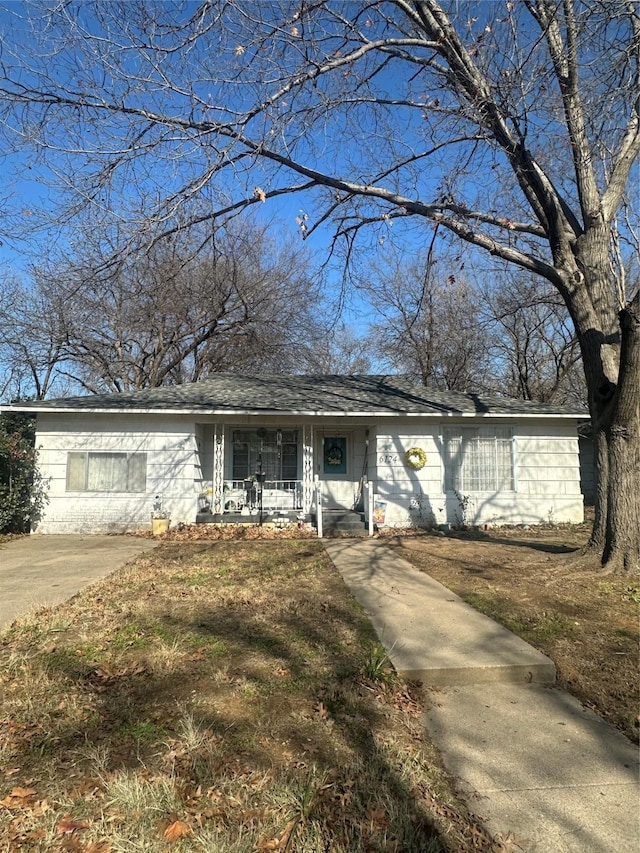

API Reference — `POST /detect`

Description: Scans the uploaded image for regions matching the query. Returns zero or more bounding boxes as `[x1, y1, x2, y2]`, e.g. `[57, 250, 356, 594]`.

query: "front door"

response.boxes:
[316, 431, 362, 510]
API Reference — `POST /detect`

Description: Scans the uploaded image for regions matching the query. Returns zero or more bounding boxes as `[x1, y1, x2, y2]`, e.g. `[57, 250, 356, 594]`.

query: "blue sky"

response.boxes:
[1, 0, 635, 400]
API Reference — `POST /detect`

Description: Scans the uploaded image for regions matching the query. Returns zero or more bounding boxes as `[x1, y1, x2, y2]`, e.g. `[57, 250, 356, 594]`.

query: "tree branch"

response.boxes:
[601, 4, 640, 223]
[415, 0, 583, 244]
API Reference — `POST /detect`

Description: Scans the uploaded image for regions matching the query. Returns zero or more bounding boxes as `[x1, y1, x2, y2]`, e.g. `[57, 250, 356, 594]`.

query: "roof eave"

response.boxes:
[2, 405, 585, 418]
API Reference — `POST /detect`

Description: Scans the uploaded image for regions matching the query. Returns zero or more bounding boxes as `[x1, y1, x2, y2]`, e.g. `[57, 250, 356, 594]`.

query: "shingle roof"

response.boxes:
[3, 375, 586, 418]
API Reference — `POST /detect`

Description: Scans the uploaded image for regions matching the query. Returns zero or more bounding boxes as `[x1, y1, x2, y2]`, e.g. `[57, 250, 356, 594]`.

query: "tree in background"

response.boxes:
[483, 275, 586, 405]
[2, 218, 327, 394]
[362, 246, 585, 402]
[303, 323, 373, 375]
[359, 246, 492, 391]
[0, 1, 637, 569]
[0, 411, 45, 534]
[0, 275, 68, 401]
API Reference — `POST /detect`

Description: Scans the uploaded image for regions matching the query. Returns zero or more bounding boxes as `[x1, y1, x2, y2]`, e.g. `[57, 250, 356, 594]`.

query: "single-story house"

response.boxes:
[2, 374, 585, 534]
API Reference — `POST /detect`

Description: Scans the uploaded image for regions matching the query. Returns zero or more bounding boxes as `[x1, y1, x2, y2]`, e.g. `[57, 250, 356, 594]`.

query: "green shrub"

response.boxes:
[0, 412, 46, 533]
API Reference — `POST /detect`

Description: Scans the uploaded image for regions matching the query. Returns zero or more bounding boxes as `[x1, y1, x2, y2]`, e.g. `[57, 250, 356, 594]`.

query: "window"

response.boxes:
[443, 427, 514, 492]
[231, 430, 298, 482]
[66, 452, 147, 492]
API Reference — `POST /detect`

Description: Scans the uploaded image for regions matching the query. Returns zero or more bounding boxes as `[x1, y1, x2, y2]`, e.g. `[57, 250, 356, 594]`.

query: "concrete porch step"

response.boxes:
[322, 510, 367, 534]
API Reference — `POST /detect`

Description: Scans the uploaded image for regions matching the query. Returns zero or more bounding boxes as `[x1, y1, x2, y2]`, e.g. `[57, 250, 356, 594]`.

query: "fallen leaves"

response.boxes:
[53, 840, 111, 853]
[391, 686, 422, 717]
[0, 786, 38, 806]
[0, 540, 506, 851]
[366, 806, 388, 829]
[256, 819, 297, 851]
[0, 785, 51, 819]
[314, 700, 329, 720]
[492, 830, 528, 852]
[163, 818, 191, 841]
[185, 647, 209, 662]
[56, 814, 89, 834]
[0, 787, 109, 852]
[151, 522, 317, 542]
[256, 837, 283, 851]
[88, 661, 147, 687]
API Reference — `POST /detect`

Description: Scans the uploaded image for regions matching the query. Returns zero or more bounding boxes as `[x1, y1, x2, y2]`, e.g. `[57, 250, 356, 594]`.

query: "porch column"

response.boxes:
[302, 423, 314, 513]
[212, 424, 225, 514]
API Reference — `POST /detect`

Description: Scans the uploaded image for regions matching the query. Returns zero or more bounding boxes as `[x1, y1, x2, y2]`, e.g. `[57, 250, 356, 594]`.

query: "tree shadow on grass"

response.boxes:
[0, 540, 486, 851]
[442, 531, 579, 555]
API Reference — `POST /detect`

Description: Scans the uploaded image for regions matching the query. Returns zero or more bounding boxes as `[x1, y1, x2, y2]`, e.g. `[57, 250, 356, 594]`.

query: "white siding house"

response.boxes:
[2, 375, 585, 534]
[32, 413, 199, 533]
[372, 422, 583, 528]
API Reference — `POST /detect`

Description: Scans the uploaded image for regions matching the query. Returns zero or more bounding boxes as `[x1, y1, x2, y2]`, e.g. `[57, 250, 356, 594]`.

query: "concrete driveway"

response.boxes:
[0, 535, 157, 633]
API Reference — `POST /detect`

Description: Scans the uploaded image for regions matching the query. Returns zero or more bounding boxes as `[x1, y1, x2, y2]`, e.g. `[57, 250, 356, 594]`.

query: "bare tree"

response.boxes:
[0, 1, 637, 569]
[3, 219, 325, 394]
[361, 250, 584, 401]
[483, 275, 586, 405]
[0, 275, 68, 400]
[360, 247, 492, 390]
[303, 323, 373, 374]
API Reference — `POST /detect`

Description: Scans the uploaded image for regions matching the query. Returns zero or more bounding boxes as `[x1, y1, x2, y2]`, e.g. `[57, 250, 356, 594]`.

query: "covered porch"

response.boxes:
[194, 421, 371, 526]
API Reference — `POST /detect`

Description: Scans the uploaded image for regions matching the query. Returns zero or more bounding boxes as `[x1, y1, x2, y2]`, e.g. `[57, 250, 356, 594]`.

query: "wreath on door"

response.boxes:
[404, 447, 427, 470]
[326, 443, 344, 466]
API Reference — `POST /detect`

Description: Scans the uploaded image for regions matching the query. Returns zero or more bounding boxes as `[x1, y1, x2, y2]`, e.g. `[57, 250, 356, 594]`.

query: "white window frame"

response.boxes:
[443, 426, 514, 493]
[229, 429, 299, 482]
[66, 451, 147, 493]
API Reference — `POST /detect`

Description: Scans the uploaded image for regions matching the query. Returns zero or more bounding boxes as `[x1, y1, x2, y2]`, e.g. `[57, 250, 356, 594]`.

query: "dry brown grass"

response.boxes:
[384, 522, 639, 744]
[0, 540, 495, 852]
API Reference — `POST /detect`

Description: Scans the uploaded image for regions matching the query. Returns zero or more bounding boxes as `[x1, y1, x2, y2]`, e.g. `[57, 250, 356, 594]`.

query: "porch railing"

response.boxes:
[224, 480, 304, 513]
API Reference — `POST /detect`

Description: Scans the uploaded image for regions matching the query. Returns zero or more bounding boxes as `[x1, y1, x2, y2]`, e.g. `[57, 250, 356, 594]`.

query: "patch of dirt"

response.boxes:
[382, 520, 639, 743]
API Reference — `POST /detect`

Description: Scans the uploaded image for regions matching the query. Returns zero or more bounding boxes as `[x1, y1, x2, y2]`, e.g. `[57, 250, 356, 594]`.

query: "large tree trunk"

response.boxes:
[602, 294, 640, 572]
[582, 294, 640, 573]
[565, 231, 639, 574]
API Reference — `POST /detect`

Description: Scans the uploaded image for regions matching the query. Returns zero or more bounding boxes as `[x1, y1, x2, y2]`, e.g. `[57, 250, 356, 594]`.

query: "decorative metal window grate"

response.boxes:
[231, 429, 298, 481]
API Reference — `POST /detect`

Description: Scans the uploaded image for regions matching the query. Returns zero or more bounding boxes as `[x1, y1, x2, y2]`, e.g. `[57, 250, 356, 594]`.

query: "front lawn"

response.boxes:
[0, 540, 493, 852]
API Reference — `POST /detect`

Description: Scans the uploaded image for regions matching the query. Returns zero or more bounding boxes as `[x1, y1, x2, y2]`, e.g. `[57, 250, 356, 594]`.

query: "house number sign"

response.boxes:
[378, 453, 400, 464]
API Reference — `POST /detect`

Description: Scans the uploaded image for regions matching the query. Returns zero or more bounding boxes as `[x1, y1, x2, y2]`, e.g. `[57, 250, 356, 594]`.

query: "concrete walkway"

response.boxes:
[324, 538, 640, 853]
[0, 535, 156, 633]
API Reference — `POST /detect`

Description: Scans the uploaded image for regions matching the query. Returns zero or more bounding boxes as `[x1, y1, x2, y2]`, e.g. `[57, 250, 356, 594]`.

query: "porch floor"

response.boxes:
[196, 510, 308, 526]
